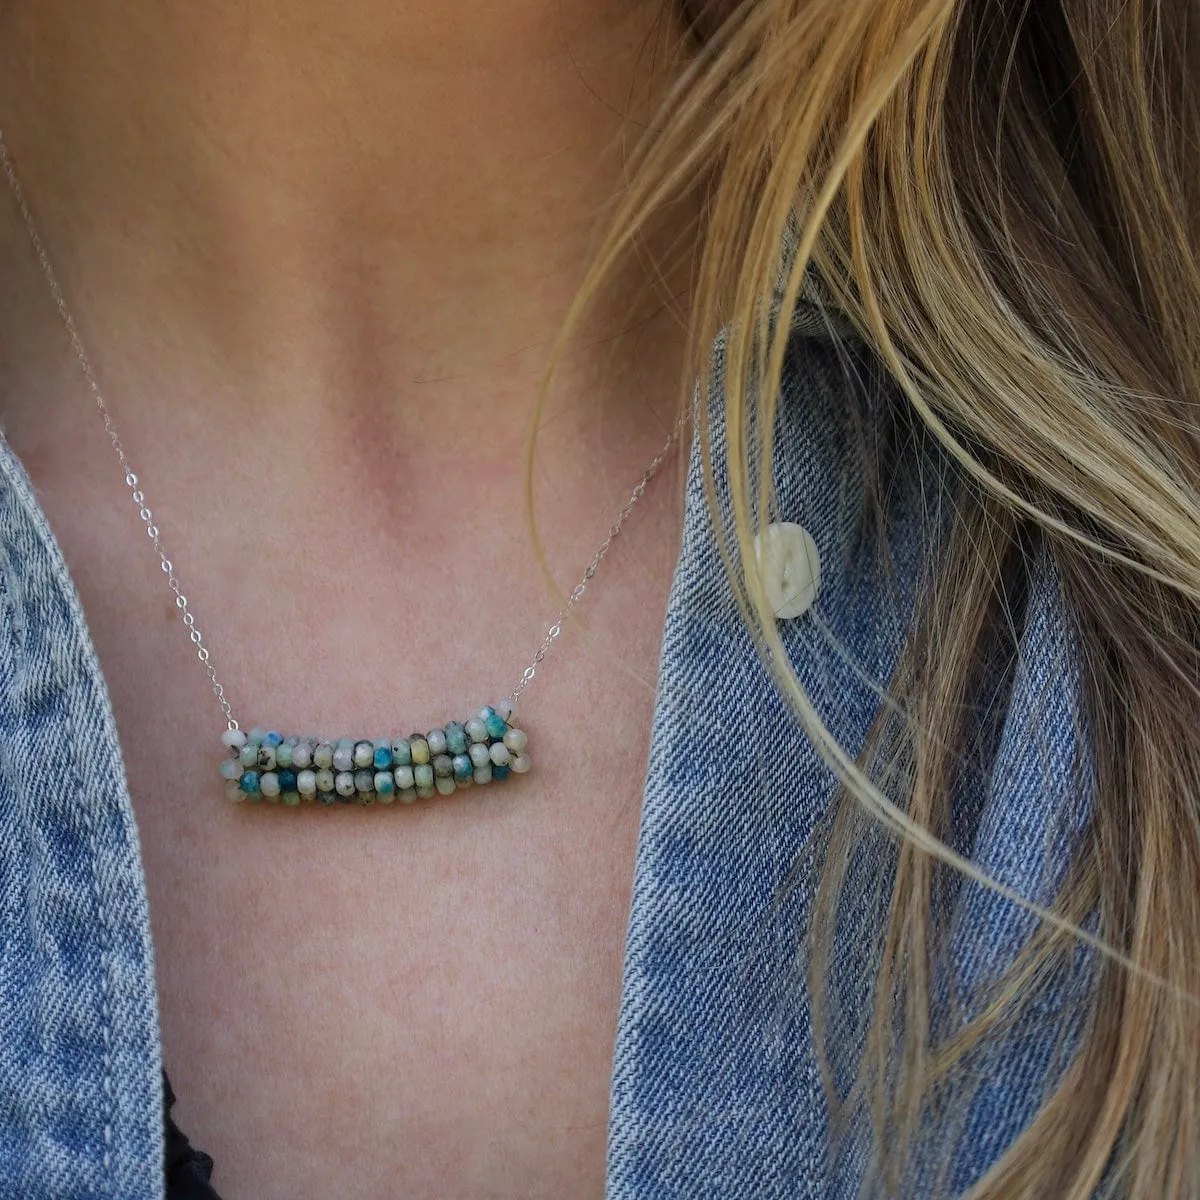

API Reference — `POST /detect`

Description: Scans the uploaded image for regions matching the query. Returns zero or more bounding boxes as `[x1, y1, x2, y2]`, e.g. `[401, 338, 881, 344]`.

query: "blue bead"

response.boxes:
[239, 771, 261, 794]
[277, 769, 297, 792]
[452, 753, 473, 779]
[264, 731, 283, 747]
[445, 723, 468, 755]
[492, 764, 511, 782]
[485, 714, 508, 740]
[373, 745, 393, 770]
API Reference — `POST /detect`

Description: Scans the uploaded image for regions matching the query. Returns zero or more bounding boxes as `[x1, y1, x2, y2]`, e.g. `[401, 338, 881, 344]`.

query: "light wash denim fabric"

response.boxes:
[0, 294, 1093, 1197]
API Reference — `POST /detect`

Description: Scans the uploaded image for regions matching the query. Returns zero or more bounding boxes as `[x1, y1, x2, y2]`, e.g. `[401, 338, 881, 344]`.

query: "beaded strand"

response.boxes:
[219, 702, 528, 807]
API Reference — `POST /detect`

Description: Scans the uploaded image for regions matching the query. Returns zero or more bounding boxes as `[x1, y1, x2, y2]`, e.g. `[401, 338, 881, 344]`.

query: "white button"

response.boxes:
[753, 522, 821, 619]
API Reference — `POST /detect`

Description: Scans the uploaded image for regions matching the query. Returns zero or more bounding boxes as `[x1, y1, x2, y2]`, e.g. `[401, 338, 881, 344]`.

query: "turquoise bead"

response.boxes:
[485, 713, 508, 740]
[374, 771, 395, 796]
[452, 754, 473, 779]
[275, 743, 293, 768]
[413, 763, 434, 789]
[479, 706, 496, 720]
[220, 758, 241, 781]
[373, 744, 393, 770]
[239, 770, 261, 794]
[239, 743, 258, 768]
[247, 727, 267, 745]
[264, 731, 283, 747]
[445, 723, 468, 755]
[492, 764, 511, 781]
[277, 769, 297, 792]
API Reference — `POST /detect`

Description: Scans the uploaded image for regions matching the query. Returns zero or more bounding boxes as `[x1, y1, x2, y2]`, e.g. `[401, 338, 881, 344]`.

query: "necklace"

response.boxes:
[0, 127, 684, 809]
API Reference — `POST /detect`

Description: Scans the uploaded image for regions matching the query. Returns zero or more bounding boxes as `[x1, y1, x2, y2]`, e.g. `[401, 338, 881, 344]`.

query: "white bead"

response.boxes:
[296, 770, 317, 796]
[473, 765, 492, 784]
[219, 758, 241, 781]
[335, 772, 356, 797]
[353, 741, 375, 768]
[222, 728, 247, 750]
[291, 742, 313, 769]
[469, 742, 491, 768]
[489, 742, 511, 767]
[503, 728, 528, 753]
[466, 718, 488, 743]
[753, 522, 821, 619]
[427, 730, 448, 755]
[494, 699, 515, 723]
[511, 754, 532, 774]
[394, 765, 415, 790]
[225, 779, 245, 802]
[315, 768, 335, 793]
[260, 772, 281, 797]
[435, 776, 456, 795]
[398, 788, 418, 804]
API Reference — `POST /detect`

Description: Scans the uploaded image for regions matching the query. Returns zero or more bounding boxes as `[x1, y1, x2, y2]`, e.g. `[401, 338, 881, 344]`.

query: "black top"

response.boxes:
[163, 1072, 223, 1200]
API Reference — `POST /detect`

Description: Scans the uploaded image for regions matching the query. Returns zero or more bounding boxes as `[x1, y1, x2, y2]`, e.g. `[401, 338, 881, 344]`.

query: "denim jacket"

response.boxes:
[0, 294, 1092, 1198]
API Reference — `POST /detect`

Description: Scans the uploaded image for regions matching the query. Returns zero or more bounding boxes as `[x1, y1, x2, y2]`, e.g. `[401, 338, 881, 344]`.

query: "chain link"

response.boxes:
[0, 123, 684, 723]
[0, 127, 239, 729]
[508, 424, 683, 702]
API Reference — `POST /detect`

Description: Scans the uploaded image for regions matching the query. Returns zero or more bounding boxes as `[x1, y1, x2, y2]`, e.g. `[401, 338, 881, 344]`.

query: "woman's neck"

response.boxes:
[0, 0, 693, 432]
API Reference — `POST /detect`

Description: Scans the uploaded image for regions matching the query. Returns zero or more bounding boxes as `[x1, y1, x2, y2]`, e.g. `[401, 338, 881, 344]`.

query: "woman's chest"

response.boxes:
[12, 444, 680, 1200]
[142, 727, 645, 1200]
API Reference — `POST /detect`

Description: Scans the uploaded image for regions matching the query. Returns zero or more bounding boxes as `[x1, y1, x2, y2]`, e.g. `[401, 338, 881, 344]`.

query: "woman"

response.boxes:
[0, 0, 1194, 1196]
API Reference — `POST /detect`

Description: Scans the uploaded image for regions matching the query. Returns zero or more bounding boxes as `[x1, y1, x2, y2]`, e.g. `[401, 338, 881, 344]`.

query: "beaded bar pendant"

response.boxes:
[218, 702, 530, 807]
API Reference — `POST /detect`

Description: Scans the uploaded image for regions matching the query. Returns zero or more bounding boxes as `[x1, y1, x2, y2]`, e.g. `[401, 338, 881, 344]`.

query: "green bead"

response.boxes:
[282, 791, 301, 807]
[413, 763, 434, 789]
[410, 737, 430, 765]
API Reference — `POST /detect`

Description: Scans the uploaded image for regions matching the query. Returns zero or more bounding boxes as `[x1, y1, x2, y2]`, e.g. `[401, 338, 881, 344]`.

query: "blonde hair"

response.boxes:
[540, 0, 1200, 1194]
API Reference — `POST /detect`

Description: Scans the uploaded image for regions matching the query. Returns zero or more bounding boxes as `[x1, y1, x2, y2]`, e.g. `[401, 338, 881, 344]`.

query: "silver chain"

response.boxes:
[0, 125, 685, 727]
